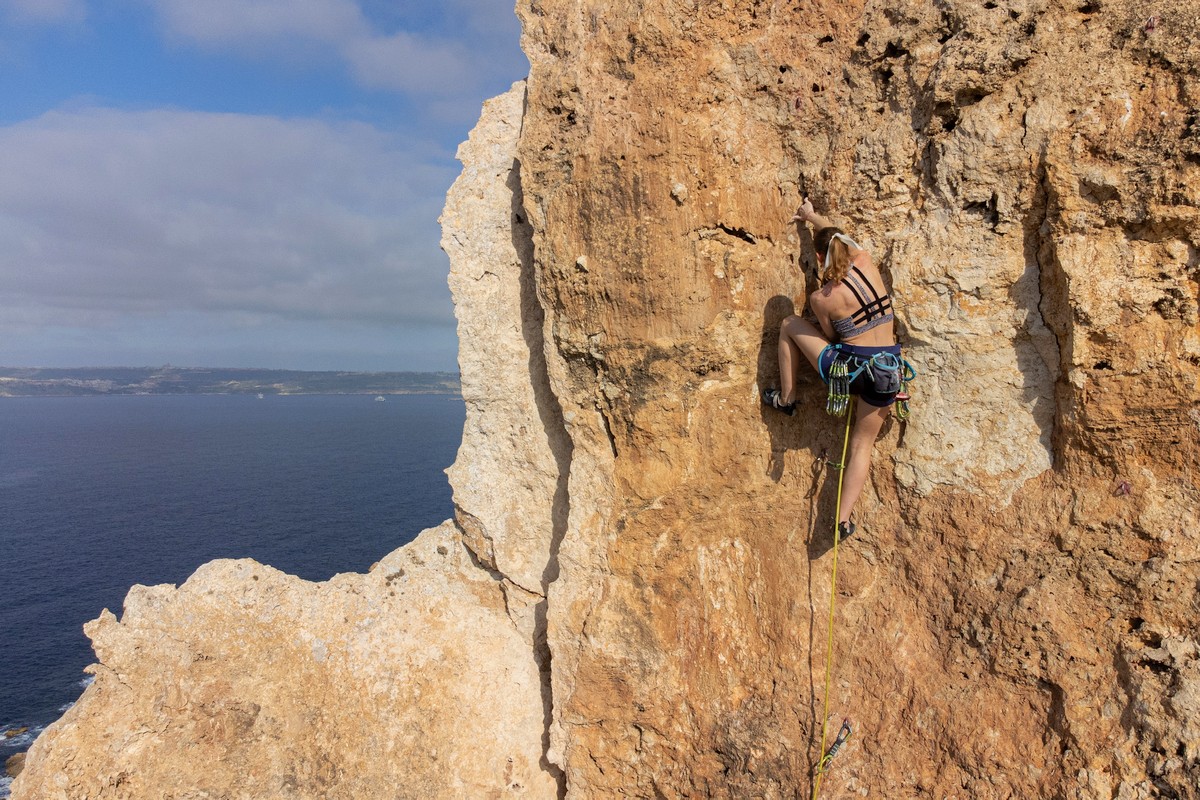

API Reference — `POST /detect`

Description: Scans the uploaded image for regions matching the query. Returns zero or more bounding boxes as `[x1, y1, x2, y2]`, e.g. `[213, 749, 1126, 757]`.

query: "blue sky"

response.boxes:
[0, 0, 528, 372]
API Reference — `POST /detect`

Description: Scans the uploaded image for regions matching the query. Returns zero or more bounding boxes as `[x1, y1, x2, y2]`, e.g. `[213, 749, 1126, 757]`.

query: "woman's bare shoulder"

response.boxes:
[810, 281, 838, 302]
[849, 249, 876, 269]
[850, 250, 889, 282]
[811, 281, 851, 313]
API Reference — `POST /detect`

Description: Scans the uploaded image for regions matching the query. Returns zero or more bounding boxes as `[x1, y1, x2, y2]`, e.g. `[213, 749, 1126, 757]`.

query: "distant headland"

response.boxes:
[0, 366, 460, 397]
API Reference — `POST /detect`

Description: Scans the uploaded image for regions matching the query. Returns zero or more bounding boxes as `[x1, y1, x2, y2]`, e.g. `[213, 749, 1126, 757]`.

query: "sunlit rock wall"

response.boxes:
[11, 527, 558, 799]
[515, 0, 1199, 796]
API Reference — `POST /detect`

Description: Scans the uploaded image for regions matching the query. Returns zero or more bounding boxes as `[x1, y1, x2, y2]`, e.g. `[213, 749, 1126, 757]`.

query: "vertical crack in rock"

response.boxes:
[1039, 677, 1079, 758]
[1031, 159, 1070, 465]
[442, 82, 570, 796]
[1016, 148, 1065, 468]
[597, 402, 619, 459]
[509, 156, 571, 798]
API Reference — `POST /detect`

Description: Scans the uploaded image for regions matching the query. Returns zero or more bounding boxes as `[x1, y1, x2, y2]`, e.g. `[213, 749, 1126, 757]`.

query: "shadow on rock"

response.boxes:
[757, 295, 802, 482]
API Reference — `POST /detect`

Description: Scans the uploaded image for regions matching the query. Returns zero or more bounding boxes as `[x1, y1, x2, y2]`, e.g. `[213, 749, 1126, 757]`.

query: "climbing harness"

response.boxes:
[811, 404, 855, 799]
[841, 349, 902, 395]
[823, 345, 917, 420]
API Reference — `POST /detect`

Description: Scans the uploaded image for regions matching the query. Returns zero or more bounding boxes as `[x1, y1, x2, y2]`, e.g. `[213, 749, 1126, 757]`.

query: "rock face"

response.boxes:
[512, 0, 1199, 796]
[15, 1, 1200, 799]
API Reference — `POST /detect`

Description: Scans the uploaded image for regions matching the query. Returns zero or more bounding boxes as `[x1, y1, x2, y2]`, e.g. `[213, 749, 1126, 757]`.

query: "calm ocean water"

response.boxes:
[0, 393, 464, 791]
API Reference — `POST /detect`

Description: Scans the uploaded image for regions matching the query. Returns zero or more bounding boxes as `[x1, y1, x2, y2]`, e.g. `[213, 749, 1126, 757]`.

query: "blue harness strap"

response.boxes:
[845, 349, 898, 384]
[822, 343, 917, 416]
[823, 344, 902, 383]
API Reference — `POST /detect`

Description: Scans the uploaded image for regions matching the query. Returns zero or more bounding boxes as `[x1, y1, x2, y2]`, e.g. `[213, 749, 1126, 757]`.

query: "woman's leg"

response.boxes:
[778, 315, 828, 404]
[838, 398, 889, 524]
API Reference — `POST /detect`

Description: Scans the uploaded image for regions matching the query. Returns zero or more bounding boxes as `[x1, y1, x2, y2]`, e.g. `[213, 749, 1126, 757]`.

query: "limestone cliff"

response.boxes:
[15, 1, 1200, 798]
[513, 0, 1199, 795]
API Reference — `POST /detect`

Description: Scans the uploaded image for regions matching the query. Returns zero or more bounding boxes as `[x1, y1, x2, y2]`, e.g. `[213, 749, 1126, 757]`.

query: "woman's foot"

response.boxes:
[838, 521, 856, 540]
[762, 388, 795, 416]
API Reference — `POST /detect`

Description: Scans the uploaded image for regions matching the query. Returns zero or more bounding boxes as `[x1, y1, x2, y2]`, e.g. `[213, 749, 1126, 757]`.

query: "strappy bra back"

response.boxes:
[832, 265, 894, 340]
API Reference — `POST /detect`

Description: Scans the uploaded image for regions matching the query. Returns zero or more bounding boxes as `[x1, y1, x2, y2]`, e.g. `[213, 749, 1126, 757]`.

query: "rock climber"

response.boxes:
[763, 198, 903, 540]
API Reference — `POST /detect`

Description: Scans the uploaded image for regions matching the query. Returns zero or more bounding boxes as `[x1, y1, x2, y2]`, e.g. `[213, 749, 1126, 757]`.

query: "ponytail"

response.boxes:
[814, 227, 859, 285]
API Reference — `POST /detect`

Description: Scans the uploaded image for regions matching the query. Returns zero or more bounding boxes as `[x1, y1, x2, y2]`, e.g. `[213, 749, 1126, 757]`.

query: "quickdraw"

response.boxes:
[814, 719, 853, 778]
[895, 359, 918, 421]
[825, 358, 851, 417]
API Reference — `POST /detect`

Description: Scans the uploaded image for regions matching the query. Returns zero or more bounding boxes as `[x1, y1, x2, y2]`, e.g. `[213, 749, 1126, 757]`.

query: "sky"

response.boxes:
[0, 0, 529, 372]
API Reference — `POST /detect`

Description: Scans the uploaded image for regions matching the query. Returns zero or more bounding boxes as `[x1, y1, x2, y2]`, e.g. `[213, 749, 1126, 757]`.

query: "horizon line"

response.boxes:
[0, 365, 462, 376]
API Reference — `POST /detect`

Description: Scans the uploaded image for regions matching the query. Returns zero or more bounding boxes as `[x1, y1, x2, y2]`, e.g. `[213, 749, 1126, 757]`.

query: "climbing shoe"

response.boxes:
[762, 388, 795, 416]
[837, 521, 856, 541]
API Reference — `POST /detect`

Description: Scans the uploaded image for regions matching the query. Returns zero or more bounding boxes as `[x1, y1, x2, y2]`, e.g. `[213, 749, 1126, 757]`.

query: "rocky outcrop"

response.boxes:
[5, 752, 25, 779]
[15, 1, 1200, 798]
[12, 527, 557, 798]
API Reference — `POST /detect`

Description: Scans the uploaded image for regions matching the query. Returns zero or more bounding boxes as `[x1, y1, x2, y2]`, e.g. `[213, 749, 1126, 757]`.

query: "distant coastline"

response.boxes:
[0, 366, 461, 397]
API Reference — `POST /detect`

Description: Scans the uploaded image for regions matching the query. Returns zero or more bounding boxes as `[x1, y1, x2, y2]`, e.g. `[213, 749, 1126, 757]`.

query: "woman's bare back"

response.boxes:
[813, 251, 895, 346]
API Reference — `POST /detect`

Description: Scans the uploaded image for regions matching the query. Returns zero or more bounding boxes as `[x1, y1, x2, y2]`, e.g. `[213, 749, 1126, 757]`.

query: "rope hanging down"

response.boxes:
[811, 347, 915, 792]
[811, 405, 855, 799]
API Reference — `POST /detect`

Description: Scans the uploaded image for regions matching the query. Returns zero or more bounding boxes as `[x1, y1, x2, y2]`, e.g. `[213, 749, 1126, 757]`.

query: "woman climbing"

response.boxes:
[763, 198, 903, 540]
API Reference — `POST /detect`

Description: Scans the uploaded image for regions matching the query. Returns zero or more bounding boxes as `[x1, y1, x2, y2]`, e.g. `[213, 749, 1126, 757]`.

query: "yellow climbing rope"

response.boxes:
[811, 404, 854, 799]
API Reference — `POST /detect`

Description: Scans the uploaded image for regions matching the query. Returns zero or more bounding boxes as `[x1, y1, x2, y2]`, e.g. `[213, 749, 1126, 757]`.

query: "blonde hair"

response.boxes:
[815, 227, 856, 285]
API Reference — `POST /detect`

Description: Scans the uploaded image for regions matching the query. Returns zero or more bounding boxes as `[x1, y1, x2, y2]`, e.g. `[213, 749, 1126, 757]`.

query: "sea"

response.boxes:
[0, 393, 464, 796]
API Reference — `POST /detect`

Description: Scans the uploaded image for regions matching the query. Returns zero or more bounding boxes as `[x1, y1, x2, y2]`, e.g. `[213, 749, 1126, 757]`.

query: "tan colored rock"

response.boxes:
[514, 0, 1200, 796]
[443, 82, 570, 606]
[13, 525, 557, 799]
[14, 2, 1200, 799]
[5, 751, 25, 779]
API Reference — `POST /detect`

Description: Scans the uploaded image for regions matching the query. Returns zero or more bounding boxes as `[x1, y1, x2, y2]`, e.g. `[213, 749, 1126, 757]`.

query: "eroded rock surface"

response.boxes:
[13, 526, 557, 799]
[513, 0, 1199, 797]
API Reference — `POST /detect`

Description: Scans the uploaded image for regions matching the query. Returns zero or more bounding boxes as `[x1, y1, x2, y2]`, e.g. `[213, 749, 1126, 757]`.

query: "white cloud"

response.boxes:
[137, 0, 527, 106]
[0, 1, 529, 369]
[142, 0, 367, 48]
[0, 108, 459, 354]
[343, 31, 476, 95]
[0, 0, 85, 24]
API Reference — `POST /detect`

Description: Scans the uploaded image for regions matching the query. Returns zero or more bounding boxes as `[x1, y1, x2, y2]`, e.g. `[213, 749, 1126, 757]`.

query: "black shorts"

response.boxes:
[818, 343, 903, 407]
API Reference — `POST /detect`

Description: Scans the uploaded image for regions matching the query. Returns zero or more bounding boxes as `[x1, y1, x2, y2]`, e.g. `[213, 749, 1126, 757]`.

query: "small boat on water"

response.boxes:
[374, 396, 385, 402]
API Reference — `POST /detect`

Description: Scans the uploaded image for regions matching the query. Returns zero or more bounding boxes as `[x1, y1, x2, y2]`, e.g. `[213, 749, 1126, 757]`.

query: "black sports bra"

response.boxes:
[831, 266, 894, 339]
